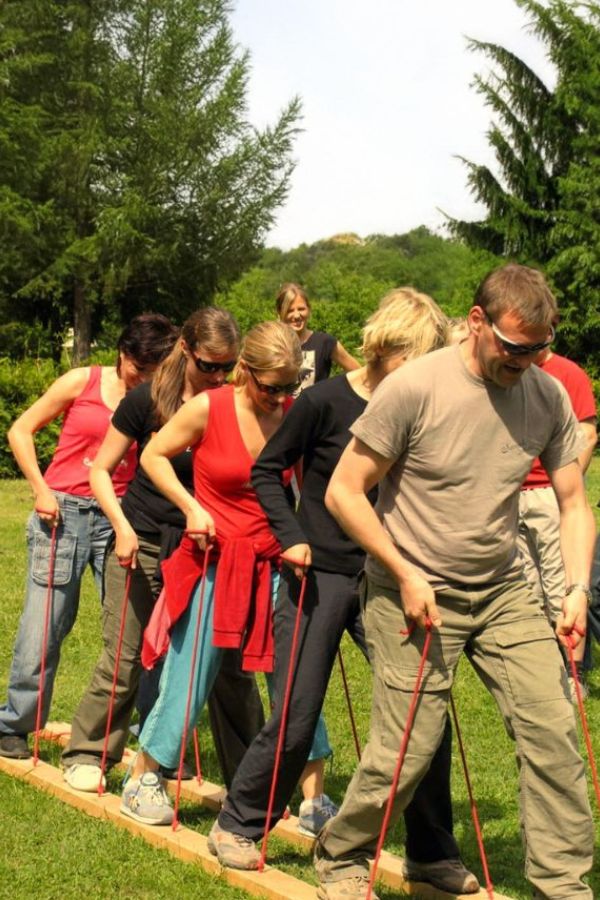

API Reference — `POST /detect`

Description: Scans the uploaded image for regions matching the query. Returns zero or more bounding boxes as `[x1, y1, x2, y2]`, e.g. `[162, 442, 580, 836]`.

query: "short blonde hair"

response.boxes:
[275, 283, 310, 321]
[233, 321, 302, 385]
[361, 287, 449, 363]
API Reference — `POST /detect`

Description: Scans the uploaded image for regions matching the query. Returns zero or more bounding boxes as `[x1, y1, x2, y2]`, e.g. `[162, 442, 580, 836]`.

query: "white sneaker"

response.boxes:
[63, 763, 106, 792]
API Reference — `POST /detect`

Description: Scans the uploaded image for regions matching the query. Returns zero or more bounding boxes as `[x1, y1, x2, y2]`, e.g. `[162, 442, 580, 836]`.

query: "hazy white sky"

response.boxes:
[230, 1, 556, 249]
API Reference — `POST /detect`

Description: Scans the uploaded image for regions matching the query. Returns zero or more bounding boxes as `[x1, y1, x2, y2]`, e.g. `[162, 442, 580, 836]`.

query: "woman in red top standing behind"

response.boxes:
[0, 315, 179, 761]
[119, 320, 302, 827]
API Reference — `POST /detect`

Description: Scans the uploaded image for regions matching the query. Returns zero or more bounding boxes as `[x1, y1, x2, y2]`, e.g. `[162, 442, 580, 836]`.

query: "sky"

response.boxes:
[230, 0, 556, 249]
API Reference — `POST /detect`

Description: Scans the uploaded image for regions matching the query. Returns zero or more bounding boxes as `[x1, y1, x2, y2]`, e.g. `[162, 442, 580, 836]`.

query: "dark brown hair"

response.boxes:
[151, 307, 240, 424]
[474, 264, 558, 327]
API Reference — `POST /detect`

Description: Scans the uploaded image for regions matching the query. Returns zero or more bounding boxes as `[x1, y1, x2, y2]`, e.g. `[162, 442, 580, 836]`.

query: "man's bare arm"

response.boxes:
[577, 419, 597, 474]
[325, 436, 441, 627]
[550, 460, 596, 648]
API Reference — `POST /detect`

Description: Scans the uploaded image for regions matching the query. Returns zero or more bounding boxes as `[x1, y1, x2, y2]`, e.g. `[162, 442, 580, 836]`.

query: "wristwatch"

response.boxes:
[565, 583, 593, 606]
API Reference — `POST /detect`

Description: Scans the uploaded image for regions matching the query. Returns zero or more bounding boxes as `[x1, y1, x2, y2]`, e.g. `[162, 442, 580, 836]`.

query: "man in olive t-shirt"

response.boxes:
[314, 264, 595, 900]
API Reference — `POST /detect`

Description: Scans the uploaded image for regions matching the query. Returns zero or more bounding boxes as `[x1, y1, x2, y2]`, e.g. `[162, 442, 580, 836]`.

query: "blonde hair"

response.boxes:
[361, 287, 449, 363]
[275, 283, 310, 321]
[447, 316, 469, 345]
[233, 321, 302, 385]
[475, 264, 558, 327]
[151, 307, 240, 424]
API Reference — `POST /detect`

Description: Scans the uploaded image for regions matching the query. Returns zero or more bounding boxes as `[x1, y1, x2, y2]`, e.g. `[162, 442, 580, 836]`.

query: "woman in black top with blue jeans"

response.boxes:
[211, 289, 480, 895]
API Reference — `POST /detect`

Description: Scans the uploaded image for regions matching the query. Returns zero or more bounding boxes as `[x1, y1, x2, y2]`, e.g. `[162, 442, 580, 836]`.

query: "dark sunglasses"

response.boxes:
[248, 367, 300, 396]
[486, 316, 555, 356]
[192, 356, 237, 374]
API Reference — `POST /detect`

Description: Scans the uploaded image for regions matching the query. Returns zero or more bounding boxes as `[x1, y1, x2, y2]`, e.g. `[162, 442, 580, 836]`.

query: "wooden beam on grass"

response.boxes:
[34, 723, 515, 900]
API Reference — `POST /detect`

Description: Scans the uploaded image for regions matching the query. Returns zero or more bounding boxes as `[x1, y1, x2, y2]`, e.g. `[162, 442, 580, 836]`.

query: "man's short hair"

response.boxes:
[474, 264, 559, 328]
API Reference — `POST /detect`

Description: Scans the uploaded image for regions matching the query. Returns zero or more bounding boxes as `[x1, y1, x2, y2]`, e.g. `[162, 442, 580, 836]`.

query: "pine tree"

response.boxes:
[450, 0, 600, 368]
[0, 1, 300, 359]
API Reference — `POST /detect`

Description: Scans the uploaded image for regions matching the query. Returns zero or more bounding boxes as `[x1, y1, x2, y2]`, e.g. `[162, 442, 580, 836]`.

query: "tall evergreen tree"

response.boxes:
[450, 0, 600, 368]
[0, 0, 300, 360]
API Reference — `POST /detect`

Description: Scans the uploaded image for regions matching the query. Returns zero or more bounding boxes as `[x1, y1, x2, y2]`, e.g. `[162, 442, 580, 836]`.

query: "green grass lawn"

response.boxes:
[0, 474, 599, 899]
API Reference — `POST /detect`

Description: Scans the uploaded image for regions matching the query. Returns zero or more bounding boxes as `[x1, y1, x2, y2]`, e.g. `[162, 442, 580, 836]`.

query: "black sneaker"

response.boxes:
[159, 760, 194, 781]
[0, 734, 31, 759]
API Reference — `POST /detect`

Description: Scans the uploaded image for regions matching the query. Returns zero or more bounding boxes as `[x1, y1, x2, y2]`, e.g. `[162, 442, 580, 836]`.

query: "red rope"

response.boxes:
[258, 572, 308, 872]
[172, 545, 212, 830]
[33, 524, 58, 765]
[565, 633, 600, 809]
[98, 561, 133, 795]
[450, 693, 494, 899]
[366, 619, 433, 900]
[337, 647, 361, 761]
[193, 727, 203, 784]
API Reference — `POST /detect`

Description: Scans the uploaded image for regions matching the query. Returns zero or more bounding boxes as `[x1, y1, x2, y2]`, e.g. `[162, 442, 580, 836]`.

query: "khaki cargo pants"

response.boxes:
[316, 576, 594, 899]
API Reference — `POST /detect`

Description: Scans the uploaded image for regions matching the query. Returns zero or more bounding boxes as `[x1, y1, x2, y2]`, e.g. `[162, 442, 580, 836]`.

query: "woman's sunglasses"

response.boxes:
[248, 367, 300, 396]
[193, 356, 237, 374]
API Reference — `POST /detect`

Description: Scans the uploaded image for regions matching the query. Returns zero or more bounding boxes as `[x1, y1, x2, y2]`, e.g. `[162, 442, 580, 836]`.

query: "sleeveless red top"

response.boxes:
[44, 366, 137, 497]
[151, 384, 293, 672]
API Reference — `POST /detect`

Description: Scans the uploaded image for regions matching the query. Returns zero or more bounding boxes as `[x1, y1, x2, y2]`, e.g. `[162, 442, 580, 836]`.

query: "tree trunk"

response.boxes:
[72, 280, 92, 363]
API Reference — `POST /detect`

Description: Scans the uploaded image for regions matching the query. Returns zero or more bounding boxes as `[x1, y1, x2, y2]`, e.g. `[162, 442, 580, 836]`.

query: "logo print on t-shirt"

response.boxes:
[297, 349, 316, 394]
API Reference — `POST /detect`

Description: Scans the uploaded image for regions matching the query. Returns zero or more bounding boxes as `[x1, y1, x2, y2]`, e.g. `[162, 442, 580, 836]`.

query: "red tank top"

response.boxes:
[44, 367, 137, 497]
[192, 384, 293, 539]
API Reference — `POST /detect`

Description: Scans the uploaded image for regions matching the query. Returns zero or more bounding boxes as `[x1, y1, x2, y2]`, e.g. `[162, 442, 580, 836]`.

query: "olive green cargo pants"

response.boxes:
[315, 577, 594, 899]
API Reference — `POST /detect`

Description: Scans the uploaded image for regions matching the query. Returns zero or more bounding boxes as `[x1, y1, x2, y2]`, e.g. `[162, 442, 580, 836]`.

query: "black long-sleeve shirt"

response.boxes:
[252, 374, 377, 575]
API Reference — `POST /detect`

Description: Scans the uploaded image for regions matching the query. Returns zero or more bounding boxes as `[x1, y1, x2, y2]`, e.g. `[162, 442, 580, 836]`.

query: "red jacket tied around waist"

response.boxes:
[141, 384, 293, 673]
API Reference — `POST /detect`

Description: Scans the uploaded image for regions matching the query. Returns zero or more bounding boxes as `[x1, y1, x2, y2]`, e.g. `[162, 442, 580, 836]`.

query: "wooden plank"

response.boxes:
[0, 753, 317, 900]
[33, 724, 515, 900]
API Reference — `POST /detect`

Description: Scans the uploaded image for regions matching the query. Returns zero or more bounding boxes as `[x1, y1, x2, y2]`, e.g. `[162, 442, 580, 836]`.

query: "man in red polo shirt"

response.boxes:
[519, 347, 597, 698]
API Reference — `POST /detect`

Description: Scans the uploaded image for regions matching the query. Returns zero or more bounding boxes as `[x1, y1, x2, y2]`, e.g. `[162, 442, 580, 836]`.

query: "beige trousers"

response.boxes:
[518, 486, 565, 623]
[315, 577, 594, 899]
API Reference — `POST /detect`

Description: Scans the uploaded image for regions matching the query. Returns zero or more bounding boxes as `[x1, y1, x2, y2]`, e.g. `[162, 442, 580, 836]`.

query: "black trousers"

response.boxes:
[219, 567, 459, 863]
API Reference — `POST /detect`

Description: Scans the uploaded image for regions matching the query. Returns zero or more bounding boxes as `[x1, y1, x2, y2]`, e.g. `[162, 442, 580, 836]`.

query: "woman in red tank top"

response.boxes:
[0, 315, 179, 762]
[117, 321, 302, 826]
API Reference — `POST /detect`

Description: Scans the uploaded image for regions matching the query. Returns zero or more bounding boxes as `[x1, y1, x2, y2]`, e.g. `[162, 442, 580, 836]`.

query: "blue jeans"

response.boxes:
[0, 492, 112, 737]
[140, 564, 331, 769]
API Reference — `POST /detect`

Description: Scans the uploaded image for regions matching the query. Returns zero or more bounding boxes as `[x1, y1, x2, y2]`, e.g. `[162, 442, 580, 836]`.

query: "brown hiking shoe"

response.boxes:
[402, 856, 480, 893]
[207, 820, 260, 870]
[316, 876, 379, 900]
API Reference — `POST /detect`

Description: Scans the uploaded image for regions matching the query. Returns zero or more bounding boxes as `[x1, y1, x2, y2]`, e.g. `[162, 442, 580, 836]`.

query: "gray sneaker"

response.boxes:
[316, 876, 379, 900]
[298, 793, 339, 837]
[402, 856, 480, 894]
[120, 772, 174, 825]
[207, 819, 260, 869]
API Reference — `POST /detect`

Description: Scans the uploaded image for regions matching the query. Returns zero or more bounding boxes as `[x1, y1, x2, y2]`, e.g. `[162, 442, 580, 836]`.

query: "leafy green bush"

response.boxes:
[0, 321, 56, 359]
[0, 349, 152, 478]
[0, 357, 62, 478]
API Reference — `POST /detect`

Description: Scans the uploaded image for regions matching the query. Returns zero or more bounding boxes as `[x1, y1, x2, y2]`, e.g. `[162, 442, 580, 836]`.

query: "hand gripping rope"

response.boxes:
[565, 625, 600, 809]
[258, 569, 308, 872]
[33, 519, 58, 765]
[449, 693, 495, 899]
[337, 647, 361, 761]
[366, 618, 434, 900]
[172, 540, 212, 830]
[98, 559, 133, 795]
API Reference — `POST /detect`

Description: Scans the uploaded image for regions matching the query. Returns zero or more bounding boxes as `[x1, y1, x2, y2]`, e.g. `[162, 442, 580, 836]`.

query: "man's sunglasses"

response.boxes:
[486, 316, 555, 356]
[193, 356, 237, 374]
[248, 367, 300, 396]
